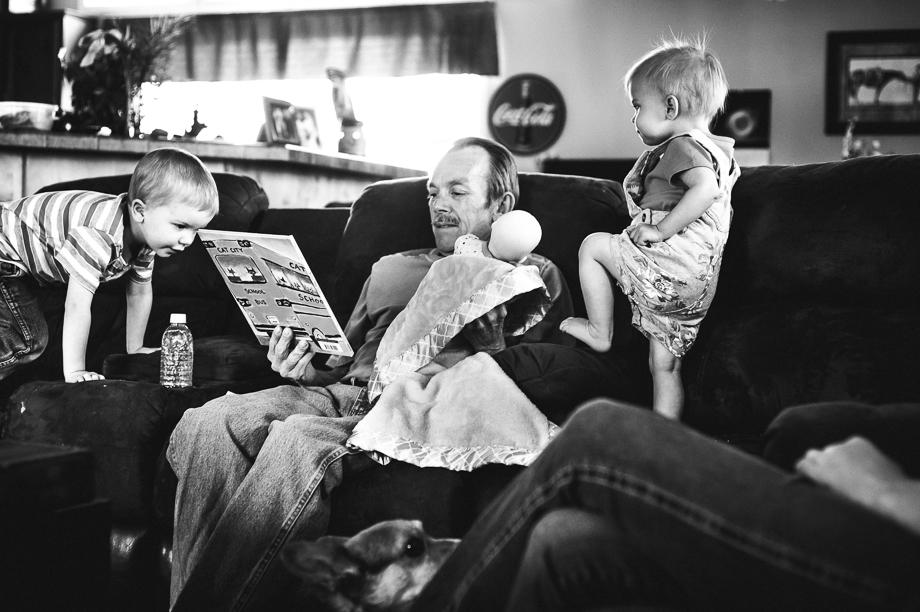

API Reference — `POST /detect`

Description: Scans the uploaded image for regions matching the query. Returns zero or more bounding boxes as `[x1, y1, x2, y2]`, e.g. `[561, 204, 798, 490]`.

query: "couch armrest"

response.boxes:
[4, 378, 284, 524]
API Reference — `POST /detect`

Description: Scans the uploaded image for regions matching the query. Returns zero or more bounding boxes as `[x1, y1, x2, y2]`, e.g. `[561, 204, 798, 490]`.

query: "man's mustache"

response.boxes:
[433, 214, 459, 226]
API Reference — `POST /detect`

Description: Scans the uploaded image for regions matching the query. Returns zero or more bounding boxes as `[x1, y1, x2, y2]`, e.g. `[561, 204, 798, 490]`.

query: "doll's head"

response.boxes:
[453, 210, 542, 263]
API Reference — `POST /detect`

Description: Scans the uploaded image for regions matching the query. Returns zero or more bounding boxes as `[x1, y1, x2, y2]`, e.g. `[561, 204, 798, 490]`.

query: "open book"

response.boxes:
[198, 229, 353, 357]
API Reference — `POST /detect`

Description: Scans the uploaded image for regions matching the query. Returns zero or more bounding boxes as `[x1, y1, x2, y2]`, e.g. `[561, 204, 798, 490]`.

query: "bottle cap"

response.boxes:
[170, 313, 187, 324]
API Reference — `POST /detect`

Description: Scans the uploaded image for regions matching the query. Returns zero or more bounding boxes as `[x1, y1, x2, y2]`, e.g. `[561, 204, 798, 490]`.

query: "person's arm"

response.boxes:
[416, 303, 509, 376]
[796, 436, 920, 536]
[62, 280, 104, 382]
[628, 166, 722, 245]
[125, 279, 157, 354]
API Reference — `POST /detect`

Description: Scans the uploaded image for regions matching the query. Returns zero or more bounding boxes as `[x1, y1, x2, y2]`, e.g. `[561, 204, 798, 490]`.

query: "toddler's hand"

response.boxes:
[627, 223, 663, 247]
[66, 370, 105, 383]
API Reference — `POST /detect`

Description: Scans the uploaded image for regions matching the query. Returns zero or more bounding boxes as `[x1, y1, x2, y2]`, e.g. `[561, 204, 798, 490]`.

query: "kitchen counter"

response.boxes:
[0, 131, 426, 207]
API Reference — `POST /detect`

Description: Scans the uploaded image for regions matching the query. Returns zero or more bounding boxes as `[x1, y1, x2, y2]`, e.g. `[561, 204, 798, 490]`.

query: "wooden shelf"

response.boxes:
[0, 131, 426, 207]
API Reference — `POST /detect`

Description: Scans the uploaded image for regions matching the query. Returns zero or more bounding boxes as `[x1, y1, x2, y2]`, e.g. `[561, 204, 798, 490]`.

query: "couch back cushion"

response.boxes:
[715, 154, 920, 309]
[683, 154, 920, 439]
[332, 172, 630, 324]
[250, 207, 351, 313]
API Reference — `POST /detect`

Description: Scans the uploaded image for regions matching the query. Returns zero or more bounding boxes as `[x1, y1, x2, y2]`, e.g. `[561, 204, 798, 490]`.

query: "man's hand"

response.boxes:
[420, 303, 510, 375]
[461, 303, 507, 355]
[66, 370, 104, 383]
[268, 326, 319, 385]
[627, 223, 663, 247]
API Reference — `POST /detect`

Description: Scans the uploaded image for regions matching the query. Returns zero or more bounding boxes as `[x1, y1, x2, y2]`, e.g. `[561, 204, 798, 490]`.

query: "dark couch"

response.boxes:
[3, 154, 919, 610]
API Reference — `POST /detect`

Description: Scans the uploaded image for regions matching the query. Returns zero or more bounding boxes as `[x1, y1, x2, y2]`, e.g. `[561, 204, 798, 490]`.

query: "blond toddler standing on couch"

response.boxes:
[0, 147, 218, 383]
[561, 35, 740, 420]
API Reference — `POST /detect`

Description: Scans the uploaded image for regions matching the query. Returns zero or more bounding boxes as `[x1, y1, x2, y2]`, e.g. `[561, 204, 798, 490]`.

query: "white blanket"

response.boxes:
[347, 353, 559, 471]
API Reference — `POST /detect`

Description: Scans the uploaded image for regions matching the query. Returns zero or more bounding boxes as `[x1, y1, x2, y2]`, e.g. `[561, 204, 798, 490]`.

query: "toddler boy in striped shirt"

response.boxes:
[0, 147, 218, 383]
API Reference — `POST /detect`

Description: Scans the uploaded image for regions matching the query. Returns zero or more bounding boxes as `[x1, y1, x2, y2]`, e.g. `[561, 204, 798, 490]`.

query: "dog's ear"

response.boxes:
[281, 538, 365, 612]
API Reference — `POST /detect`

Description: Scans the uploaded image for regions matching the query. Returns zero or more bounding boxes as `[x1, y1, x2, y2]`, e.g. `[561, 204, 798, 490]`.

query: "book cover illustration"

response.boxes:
[199, 230, 353, 357]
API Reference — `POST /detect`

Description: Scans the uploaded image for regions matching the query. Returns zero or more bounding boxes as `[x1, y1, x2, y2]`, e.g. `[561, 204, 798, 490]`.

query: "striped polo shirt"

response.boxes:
[0, 191, 155, 293]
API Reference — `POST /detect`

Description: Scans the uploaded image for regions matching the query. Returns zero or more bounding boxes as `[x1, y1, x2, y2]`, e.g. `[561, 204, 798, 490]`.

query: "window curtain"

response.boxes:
[125, 2, 498, 82]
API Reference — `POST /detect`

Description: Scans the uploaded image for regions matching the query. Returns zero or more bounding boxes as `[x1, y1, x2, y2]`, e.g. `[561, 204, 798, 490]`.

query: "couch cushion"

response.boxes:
[250, 208, 350, 323]
[683, 305, 920, 440]
[717, 154, 920, 309]
[4, 377, 285, 523]
[37, 172, 270, 233]
[102, 335, 283, 387]
[332, 173, 630, 324]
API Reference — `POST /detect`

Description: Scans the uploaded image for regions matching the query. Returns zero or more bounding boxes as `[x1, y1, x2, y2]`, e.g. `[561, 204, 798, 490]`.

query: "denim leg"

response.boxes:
[412, 399, 920, 612]
[167, 383, 368, 611]
[504, 508, 682, 612]
[0, 276, 48, 381]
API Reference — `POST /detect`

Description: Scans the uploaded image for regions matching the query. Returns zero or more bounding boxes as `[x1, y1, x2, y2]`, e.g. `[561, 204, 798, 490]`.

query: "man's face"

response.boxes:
[427, 147, 501, 254]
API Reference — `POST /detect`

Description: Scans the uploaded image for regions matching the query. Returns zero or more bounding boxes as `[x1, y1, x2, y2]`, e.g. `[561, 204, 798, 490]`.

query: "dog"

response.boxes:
[281, 519, 460, 612]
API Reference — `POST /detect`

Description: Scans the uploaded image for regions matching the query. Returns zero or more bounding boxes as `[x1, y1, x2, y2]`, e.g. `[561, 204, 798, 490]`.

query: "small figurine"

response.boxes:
[326, 67, 357, 125]
[184, 109, 207, 139]
[454, 210, 542, 263]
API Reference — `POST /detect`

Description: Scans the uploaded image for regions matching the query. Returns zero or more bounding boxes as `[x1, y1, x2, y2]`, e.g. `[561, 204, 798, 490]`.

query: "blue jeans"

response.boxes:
[505, 508, 682, 611]
[167, 382, 370, 612]
[0, 270, 48, 381]
[411, 400, 920, 612]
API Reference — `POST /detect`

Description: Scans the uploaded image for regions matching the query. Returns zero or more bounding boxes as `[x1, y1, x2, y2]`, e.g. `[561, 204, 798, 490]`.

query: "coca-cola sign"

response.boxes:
[488, 74, 566, 155]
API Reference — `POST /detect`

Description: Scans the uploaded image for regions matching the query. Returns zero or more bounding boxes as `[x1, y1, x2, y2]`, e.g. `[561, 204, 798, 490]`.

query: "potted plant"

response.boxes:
[63, 16, 192, 137]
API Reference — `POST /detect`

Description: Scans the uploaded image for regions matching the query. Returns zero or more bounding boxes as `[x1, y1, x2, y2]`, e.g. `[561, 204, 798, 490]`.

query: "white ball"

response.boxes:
[488, 210, 542, 263]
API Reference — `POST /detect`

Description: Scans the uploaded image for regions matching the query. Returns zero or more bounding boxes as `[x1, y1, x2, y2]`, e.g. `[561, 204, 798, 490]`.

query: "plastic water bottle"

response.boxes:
[160, 313, 194, 388]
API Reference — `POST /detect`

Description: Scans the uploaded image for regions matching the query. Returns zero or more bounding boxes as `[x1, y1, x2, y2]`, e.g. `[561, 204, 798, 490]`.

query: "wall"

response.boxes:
[42, 0, 920, 170]
[492, 0, 920, 170]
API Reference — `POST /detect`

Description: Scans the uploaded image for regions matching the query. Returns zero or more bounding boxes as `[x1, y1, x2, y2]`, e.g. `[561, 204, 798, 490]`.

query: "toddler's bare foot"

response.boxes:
[559, 317, 612, 352]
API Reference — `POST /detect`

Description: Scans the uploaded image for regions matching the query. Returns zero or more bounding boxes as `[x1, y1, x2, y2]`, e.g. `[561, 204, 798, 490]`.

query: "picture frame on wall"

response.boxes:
[825, 30, 920, 134]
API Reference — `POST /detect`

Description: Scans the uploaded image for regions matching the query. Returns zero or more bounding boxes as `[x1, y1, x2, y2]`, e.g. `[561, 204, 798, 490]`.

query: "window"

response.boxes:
[139, 73, 490, 171]
[78, 0, 479, 17]
[70, 3, 498, 169]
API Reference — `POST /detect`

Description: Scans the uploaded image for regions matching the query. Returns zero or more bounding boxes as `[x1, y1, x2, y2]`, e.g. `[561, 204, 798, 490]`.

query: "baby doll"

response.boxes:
[454, 210, 542, 263]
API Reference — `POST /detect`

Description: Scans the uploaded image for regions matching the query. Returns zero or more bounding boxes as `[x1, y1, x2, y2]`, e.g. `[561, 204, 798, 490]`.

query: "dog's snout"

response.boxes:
[404, 536, 425, 558]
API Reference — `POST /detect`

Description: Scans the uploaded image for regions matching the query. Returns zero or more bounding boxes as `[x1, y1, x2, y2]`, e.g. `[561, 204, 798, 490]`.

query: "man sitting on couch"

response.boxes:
[167, 137, 626, 611]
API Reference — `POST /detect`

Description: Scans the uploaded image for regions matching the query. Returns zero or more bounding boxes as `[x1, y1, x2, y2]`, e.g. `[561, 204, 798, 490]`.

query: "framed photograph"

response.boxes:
[825, 30, 920, 134]
[260, 97, 322, 149]
[292, 106, 322, 151]
[262, 97, 300, 145]
[712, 89, 771, 148]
